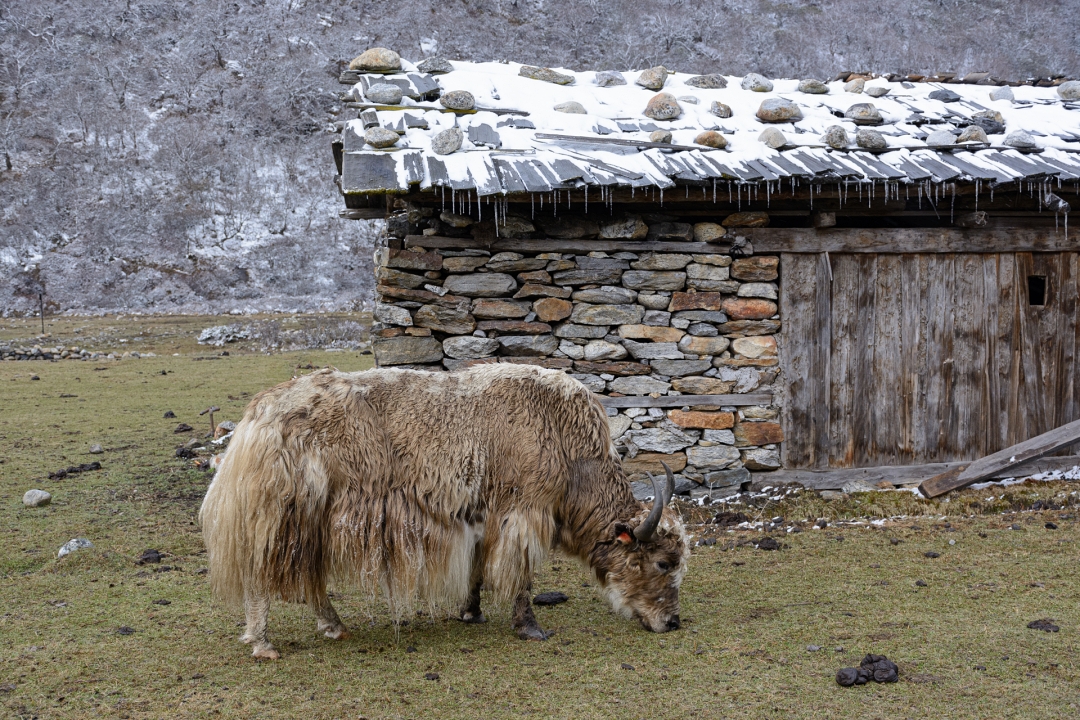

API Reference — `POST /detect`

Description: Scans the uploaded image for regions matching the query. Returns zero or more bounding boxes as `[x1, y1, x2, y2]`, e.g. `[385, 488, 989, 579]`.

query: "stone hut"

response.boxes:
[331, 52, 1080, 495]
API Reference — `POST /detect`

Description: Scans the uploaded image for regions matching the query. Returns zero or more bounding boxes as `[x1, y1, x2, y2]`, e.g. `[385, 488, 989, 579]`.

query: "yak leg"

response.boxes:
[240, 589, 279, 660]
[310, 588, 351, 640]
[459, 555, 487, 624]
[512, 587, 549, 641]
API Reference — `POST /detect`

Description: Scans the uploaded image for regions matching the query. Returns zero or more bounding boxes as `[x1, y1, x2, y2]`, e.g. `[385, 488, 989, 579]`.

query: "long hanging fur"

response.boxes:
[199, 364, 633, 619]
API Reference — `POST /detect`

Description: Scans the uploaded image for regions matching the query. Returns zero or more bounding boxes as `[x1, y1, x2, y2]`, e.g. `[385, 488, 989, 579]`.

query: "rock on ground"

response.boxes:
[23, 489, 52, 507]
[741, 73, 773, 92]
[58, 538, 93, 558]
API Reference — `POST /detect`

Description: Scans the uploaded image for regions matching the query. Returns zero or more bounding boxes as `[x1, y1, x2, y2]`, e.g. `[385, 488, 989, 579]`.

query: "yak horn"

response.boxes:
[634, 462, 675, 542]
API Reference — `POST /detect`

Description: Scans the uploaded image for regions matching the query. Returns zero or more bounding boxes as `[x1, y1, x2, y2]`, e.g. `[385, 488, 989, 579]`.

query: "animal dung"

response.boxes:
[1027, 618, 1060, 633]
[836, 654, 899, 686]
[533, 591, 569, 606]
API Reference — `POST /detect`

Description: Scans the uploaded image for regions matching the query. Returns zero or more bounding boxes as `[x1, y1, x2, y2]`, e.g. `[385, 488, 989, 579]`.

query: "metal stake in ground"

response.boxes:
[199, 406, 220, 438]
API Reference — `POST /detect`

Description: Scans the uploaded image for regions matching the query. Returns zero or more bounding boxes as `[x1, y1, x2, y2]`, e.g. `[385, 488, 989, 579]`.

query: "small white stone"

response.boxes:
[559, 340, 585, 360]
[583, 340, 628, 361]
[58, 538, 93, 558]
[23, 489, 52, 507]
[89, 443, 104, 454]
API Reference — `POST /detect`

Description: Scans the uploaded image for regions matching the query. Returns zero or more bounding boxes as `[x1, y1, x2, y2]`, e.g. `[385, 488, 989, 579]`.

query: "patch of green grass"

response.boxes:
[2, 317, 1079, 719]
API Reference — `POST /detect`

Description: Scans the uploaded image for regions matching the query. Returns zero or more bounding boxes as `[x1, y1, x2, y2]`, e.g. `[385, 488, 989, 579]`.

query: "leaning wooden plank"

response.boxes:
[599, 393, 773, 409]
[404, 235, 732, 254]
[754, 454, 1080, 491]
[919, 417, 1080, 497]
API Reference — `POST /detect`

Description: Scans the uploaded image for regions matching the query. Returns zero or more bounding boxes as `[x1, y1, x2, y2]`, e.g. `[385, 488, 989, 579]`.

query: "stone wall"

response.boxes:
[371, 209, 783, 499]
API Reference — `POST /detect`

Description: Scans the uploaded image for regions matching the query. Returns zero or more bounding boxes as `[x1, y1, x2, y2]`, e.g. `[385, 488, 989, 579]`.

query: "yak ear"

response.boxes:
[613, 522, 634, 545]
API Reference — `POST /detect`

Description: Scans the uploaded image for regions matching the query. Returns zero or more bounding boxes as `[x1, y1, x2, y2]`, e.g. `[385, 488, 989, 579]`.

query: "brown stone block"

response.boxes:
[623, 451, 688, 476]
[716, 357, 779, 367]
[376, 267, 426, 289]
[668, 292, 724, 312]
[734, 422, 784, 446]
[518, 270, 552, 284]
[374, 327, 404, 338]
[388, 248, 443, 271]
[679, 335, 730, 355]
[731, 256, 779, 281]
[721, 298, 777, 320]
[533, 297, 573, 322]
[472, 299, 531, 319]
[476, 320, 552, 334]
[443, 256, 489, 273]
[378, 285, 468, 308]
[573, 361, 652, 376]
[668, 410, 734, 430]
[732, 335, 777, 358]
[618, 324, 685, 343]
[671, 377, 735, 394]
[717, 320, 782, 337]
[513, 283, 573, 299]
[414, 304, 476, 335]
[404, 327, 432, 336]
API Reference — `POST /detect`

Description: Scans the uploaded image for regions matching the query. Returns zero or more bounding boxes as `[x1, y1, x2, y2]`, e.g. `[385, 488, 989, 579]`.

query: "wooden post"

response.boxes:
[39, 293, 45, 335]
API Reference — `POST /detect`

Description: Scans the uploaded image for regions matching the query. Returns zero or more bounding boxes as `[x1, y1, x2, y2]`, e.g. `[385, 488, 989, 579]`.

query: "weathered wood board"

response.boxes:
[782, 251, 1080, 469]
[754, 228, 1080, 254]
[919, 417, 1080, 497]
[405, 235, 732, 254]
[754, 454, 1080, 491]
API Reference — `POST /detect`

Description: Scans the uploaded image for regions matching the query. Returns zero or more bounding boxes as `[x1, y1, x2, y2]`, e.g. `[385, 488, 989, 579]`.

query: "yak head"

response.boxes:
[593, 464, 689, 633]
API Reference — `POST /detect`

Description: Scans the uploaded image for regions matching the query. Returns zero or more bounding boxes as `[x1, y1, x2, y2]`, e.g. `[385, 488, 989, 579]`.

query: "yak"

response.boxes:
[199, 364, 688, 659]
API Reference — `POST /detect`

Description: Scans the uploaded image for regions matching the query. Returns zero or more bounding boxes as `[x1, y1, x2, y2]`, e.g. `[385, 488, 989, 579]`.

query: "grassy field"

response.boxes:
[1, 315, 1078, 719]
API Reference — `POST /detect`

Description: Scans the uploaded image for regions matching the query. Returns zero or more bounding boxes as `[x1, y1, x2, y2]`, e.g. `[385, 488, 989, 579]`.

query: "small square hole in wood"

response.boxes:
[1027, 275, 1047, 306]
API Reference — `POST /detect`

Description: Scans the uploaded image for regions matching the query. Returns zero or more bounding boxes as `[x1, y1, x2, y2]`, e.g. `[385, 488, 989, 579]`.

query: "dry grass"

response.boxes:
[2, 316, 1079, 719]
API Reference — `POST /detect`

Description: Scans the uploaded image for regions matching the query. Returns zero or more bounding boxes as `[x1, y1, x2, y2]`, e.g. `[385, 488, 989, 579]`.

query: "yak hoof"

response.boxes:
[516, 625, 550, 641]
[252, 645, 280, 660]
[460, 612, 487, 624]
[323, 627, 350, 640]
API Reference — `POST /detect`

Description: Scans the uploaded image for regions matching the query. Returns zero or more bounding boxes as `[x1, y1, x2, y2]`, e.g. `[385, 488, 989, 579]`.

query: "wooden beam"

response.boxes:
[404, 235, 732, 254]
[919, 417, 1080, 497]
[599, 393, 773, 409]
[749, 227, 1080, 254]
[754, 454, 1080, 491]
[340, 208, 386, 220]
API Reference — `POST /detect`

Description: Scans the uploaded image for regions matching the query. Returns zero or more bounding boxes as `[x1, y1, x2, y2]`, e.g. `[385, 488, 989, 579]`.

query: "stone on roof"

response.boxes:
[335, 53, 1080, 195]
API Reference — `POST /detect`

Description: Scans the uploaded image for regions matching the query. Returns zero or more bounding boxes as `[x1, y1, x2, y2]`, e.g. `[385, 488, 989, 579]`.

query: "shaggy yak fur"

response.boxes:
[199, 364, 688, 659]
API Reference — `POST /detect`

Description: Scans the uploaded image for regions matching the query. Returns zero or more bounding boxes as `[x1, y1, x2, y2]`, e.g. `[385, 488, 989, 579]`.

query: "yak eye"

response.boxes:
[656, 561, 671, 572]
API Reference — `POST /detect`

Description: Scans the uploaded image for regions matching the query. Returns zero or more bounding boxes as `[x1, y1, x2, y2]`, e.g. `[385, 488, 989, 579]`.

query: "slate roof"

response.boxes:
[337, 61, 1080, 196]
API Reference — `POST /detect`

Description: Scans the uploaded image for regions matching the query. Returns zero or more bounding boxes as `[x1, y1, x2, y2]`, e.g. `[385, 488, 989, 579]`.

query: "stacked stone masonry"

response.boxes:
[0, 345, 150, 361]
[372, 209, 783, 499]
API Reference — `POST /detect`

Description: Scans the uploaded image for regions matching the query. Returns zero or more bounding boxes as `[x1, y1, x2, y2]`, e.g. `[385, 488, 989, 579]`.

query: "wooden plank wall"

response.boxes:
[781, 252, 1080, 469]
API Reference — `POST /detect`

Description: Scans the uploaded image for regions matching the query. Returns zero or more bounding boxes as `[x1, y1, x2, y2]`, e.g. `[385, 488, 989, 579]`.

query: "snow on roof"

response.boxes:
[337, 59, 1080, 196]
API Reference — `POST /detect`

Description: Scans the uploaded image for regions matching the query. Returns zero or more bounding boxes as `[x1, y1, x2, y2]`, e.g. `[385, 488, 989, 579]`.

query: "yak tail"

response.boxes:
[199, 411, 330, 606]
